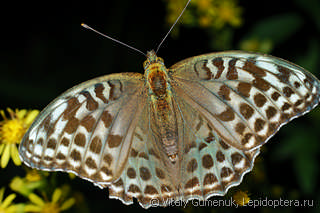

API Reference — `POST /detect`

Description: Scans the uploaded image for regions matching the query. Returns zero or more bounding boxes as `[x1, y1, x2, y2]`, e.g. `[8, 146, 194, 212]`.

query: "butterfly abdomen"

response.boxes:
[151, 96, 179, 162]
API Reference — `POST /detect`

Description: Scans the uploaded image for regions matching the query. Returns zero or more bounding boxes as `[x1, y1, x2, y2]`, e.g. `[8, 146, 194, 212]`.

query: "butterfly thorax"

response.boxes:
[144, 51, 178, 162]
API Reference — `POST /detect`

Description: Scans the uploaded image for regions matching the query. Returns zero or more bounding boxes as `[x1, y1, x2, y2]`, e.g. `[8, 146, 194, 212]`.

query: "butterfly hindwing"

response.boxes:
[173, 90, 260, 200]
[105, 96, 180, 208]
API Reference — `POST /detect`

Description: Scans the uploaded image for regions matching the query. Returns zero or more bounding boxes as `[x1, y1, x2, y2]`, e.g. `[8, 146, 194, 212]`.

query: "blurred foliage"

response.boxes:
[165, 0, 242, 50]
[1, 0, 319, 212]
[239, 13, 303, 53]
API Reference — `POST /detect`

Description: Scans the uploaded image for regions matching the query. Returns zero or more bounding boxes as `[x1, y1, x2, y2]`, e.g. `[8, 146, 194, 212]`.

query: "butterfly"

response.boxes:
[19, 48, 320, 208]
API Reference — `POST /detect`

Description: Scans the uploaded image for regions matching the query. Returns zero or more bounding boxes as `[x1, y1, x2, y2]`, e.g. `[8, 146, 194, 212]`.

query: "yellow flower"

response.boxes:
[199, 14, 213, 28]
[10, 169, 46, 197]
[25, 169, 44, 182]
[0, 187, 25, 213]
[214, 0, 243, 29]
[25, 188, 75, 213]
[0, 108, 39, 168]
[196, 0, 213, 11]
[164, 0, 243, 31]
[233, 190, 250, 206]
[240, 38, 273, 53]
[165, 0, 186, 25]
[68, 172, 76, 179]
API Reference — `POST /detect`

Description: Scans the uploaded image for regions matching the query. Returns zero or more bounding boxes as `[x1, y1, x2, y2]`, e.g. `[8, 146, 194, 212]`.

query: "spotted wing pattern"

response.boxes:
[170, 51, 320, 151]
[172, 92, 260, 202]
[19, 73, 147, 184]
[102, 103, 179, 208]
[100, 94, 260, 208]
[167, 51, 320, 202]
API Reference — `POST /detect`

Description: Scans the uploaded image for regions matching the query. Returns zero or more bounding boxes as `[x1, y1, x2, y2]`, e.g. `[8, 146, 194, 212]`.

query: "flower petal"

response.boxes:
[1, 144, 11, 168]
[10, 144, 21, 166]
[0, 187, 5, 202]
[7, 203, 25, 213]
[60, 198, 76, 211]
[28, 193, 45, 206]
[0, 110, 7, 120]
[0, 144, 4, 155]
[52, 188, 62, 203]
[7, 108, 15, 118]
[2, 193, 16, 209]
[24, 110, 39, 126]
[16, 109, 27, 120]
[24, 204, 43, 212]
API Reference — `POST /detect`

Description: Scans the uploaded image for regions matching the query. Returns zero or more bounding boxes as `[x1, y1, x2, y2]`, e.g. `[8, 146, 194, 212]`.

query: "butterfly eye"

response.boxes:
[157, 57, 164, 64]
[143, 60, 149, 69]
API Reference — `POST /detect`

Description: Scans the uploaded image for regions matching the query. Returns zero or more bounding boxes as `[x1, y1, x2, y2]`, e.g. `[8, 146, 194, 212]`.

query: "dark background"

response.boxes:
[1, 0, 320, 212]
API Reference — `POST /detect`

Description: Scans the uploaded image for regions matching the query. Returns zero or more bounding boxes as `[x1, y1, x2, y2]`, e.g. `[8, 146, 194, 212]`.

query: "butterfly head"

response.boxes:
[143, 50, 165, 70]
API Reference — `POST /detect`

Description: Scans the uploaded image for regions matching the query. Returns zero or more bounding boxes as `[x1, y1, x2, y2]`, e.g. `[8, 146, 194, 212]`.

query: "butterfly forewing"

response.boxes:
[170, 51, 320, 151]
[20, 73, 146, 183]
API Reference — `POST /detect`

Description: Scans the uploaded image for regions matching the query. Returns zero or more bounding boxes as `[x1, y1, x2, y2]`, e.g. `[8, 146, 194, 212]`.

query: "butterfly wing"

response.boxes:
[169, 51, 320, 199]
[19, 50, 320, 208]
[104, 102, 179, 208]
[19, 73, 148, 184]
[20, 72, 179, 208]
[171, 92, 260, 200]
[170, 51, 320, 151]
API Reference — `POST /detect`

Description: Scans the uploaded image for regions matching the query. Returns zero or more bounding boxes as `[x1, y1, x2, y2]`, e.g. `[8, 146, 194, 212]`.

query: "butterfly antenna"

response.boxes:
[155, 0, 191, 54]
[81, 23, 146, 57]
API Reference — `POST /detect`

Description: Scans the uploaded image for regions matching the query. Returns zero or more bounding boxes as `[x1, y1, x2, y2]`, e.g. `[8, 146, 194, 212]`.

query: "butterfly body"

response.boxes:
[19, 50, 320, 208]
[145, 50, 179, 161]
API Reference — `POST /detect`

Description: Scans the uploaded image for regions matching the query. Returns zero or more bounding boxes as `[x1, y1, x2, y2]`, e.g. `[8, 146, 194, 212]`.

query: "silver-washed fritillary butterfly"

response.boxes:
[18, 1, 320, 209]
